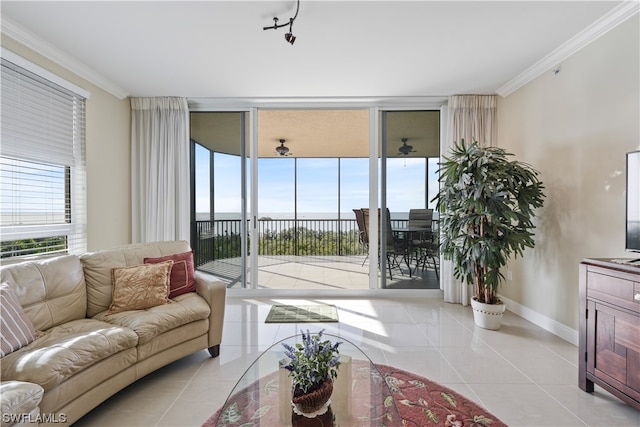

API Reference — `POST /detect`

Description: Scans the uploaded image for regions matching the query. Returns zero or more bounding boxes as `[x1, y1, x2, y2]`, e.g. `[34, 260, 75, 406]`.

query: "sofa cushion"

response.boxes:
[0, 283, 38, 357]
[81, 240, 192, 317]
[144, 251, 196, 298]
[0, 319, 138, 392]
[0, 255, 86, 331]
[108, 261, 173, 314]
[0, 381, 44, 427]
[93, 292, 210, 345]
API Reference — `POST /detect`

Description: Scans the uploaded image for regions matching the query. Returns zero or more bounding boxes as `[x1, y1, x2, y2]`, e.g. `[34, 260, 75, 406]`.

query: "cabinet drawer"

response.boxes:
[587, 268, 639, 313]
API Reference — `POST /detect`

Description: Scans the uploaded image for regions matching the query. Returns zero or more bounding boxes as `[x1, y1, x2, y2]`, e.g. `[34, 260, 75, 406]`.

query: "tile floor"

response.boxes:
[74, 297, 640, 427]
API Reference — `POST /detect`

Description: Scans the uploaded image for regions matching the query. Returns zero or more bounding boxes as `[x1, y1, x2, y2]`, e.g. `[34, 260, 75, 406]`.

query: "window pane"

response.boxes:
[0, 157, 68, 226]
[194, 143, 210, 220]
[258, 158, 294, 216]
[386, 157, 426, 212]
[340, 158, 369, 213]
[1, 55, 86, 258]
[297, 159, 338, 215]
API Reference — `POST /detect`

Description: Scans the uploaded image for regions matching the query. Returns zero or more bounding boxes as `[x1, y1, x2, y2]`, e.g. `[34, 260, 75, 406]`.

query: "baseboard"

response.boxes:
[501, 296, 578, 346]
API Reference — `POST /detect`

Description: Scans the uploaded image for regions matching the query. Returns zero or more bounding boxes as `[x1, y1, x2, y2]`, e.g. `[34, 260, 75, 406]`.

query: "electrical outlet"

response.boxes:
[507, 271, 513, 281]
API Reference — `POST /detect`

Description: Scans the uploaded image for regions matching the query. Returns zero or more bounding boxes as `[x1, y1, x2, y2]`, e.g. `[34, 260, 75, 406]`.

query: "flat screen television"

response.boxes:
[626, 151, 640, 253]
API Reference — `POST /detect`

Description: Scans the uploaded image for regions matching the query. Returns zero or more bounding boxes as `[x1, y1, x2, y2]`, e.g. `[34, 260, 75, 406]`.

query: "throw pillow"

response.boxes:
[1, 282, 37, 357]
[108, 261, 173, 314]
[144, 251, 196, 298]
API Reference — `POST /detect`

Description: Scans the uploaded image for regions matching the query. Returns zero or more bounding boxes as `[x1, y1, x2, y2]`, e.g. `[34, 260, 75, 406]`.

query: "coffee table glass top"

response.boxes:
[214, 333, 402, 426]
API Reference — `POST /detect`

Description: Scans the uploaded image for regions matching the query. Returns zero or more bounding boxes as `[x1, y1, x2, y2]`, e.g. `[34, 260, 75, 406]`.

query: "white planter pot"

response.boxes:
[471, 297, 506, 330]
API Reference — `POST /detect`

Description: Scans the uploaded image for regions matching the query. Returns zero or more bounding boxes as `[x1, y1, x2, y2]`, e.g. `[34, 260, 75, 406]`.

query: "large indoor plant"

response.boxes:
[435, 140, 545, 329]
[282, 329, 342, 417]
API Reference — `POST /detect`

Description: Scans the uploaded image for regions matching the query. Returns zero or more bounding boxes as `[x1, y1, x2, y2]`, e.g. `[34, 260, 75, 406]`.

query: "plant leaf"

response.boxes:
[251, 405, 271, 419]
[423, 408, 439, 424]
[220, 402, 242, 423]
[441, 391, 457, 406]
[384, 395, 395, 407]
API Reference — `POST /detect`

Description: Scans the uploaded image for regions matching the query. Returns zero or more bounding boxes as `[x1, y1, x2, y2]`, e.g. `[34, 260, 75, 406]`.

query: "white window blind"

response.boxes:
[1, 54, 87, 258]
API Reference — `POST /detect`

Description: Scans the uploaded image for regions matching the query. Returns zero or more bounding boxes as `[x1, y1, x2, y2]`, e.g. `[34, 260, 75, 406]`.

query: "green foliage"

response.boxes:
[258, 227, 364, 256]
[1, 236, 67, 258]
[434, 140, 545, 304]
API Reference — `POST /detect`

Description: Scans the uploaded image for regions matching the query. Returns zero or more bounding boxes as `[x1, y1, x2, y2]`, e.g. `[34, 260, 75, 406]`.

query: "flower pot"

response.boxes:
[471, 297, 506, 330]
[292, 380, 333, 417]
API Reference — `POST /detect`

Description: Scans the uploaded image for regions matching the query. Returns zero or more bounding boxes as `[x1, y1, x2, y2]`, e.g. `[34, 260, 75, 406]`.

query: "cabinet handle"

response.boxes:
[635, 292, 640, 302]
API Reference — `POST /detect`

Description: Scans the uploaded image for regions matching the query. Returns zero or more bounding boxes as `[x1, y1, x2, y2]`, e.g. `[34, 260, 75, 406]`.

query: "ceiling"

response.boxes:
[2, 1, 635, 158]
[190, 109, 440, 157]
[0, 1, 630, 100]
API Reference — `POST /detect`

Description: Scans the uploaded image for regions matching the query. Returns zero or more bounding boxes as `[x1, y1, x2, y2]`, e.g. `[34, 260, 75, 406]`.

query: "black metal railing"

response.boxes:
[193, 217, 410, 266]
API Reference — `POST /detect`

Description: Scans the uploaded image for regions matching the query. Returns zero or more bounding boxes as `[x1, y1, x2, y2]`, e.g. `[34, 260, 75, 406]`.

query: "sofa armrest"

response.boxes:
[194, 272, 226, 356]
[0, 381, 44, 427]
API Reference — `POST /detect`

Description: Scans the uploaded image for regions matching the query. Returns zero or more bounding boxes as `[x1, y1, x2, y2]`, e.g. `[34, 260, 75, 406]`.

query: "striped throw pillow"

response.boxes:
[1, 282, 37, 357]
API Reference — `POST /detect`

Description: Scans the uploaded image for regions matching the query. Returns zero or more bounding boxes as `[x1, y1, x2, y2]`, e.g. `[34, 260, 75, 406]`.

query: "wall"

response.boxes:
[1, 37, 132, 251]
[497, 16, 639, 333]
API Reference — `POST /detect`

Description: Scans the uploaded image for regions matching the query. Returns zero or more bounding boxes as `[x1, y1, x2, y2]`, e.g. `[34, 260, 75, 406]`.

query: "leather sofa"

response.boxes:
[0, 241, 226, 426]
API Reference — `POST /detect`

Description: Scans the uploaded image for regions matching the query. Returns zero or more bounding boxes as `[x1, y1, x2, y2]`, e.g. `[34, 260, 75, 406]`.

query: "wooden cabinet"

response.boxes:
[579, 258, 640, 410]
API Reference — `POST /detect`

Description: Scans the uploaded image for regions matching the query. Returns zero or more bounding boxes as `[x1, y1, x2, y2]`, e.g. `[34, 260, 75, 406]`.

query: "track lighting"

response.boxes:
[285, 28, 296, 45]
[263, 0, 300, 45]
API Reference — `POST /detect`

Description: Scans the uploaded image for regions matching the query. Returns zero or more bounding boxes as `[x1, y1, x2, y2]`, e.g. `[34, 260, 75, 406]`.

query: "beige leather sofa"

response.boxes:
[0, 241, 226, 426]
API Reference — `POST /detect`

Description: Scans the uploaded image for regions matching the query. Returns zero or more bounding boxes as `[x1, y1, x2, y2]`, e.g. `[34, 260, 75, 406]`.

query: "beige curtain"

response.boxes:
[441, 95, 497, 305]
[131, 97, 190, 243]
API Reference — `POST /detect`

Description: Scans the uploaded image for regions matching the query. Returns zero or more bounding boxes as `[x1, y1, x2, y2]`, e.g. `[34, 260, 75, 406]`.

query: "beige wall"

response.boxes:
[497, 17, 639, 330]
[2, 37, 132, 251]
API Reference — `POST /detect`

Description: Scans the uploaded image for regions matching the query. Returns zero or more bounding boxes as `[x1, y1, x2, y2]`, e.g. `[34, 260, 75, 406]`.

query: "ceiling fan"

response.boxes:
[275, 139, 292, 156]
[398, 138, 416, 155]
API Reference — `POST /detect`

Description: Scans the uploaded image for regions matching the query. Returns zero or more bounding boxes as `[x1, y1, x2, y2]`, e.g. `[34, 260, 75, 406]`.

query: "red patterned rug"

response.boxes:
[204, 362, 507, 426]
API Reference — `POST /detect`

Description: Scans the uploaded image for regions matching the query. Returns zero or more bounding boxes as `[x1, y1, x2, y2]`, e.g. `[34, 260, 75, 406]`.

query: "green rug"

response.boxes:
[265, 304, 339, 323]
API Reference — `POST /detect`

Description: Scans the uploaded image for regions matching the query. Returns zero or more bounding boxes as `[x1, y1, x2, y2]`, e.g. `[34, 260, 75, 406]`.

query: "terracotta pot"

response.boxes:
[292, 380, 333, 415]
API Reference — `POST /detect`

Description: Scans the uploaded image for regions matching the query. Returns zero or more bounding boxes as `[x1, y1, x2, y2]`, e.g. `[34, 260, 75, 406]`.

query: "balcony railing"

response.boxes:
[193, 217, 408, 266]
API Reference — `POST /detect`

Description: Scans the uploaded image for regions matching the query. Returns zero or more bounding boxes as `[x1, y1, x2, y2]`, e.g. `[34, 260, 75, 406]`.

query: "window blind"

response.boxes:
[1, 54, 87, 258]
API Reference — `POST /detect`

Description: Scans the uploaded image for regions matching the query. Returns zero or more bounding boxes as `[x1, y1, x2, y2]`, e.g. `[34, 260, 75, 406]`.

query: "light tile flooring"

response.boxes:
[74, 297, 640, 427]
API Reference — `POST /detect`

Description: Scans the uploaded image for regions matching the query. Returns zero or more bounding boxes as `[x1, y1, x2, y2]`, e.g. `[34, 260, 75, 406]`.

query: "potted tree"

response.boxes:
[434, 140, 545, 329]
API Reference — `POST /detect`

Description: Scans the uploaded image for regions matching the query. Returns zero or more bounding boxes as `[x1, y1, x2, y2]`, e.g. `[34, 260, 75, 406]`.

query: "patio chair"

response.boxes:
[408, 208, 439, 278]
[361, 208, 411, 279]
[353, 208, 369, 266]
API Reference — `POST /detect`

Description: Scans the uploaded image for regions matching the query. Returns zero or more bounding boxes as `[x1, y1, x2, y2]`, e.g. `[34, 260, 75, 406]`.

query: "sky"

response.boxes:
[195, 144, 439, 217]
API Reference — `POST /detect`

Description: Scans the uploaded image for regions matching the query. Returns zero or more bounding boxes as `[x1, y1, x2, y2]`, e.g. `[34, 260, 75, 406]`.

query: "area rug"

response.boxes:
[204, 361, 507, 426]
[265, 304, 339, 323]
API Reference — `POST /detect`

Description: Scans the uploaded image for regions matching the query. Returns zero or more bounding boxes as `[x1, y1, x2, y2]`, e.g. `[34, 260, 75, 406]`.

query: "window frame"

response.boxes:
[1, 49, 89, 259]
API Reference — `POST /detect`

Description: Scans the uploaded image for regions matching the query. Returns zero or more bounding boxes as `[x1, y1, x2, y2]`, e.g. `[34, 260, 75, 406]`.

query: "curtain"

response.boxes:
[131, 97, 190, 243]
[442, 95, 497, 305]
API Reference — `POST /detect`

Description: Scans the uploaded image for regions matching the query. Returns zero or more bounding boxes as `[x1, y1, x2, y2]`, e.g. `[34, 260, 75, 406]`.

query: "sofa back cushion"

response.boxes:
[0, 255, 87, 331]
[80, 240, 192, 317]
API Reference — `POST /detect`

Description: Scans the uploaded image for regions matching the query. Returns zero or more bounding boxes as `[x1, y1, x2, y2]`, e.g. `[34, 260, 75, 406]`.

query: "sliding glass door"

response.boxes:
[380, 110, 441, 289]
[190, 111, 249, 287]
[189, 106, 440, 291]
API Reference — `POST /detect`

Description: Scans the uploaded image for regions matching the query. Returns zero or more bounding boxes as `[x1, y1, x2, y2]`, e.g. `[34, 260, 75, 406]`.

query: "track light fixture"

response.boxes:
[263, 0, 300, 45]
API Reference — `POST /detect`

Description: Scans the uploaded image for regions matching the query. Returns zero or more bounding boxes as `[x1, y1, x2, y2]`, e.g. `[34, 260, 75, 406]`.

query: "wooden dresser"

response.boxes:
[579, 258, 640, 410]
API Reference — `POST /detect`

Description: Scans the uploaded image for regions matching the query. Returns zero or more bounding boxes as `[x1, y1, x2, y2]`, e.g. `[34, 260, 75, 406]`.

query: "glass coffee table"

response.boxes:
[213, 334, 402, 426]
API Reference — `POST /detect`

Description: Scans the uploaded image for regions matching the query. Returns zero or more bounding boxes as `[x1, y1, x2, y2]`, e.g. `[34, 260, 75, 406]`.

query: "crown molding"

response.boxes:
[1, 16, 129, 100]
[496, 1, 640, 97]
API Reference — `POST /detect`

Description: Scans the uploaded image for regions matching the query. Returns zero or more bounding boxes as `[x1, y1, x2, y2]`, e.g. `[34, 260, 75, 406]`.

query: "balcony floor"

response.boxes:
[197, 255, 440, 290]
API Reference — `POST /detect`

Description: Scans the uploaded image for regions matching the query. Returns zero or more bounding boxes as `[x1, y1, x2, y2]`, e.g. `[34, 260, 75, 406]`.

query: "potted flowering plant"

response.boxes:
[282, 329, 342, 416]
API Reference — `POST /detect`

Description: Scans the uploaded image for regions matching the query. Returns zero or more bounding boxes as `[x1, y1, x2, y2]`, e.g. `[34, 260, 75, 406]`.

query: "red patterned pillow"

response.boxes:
[144, 251, 196, 298]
